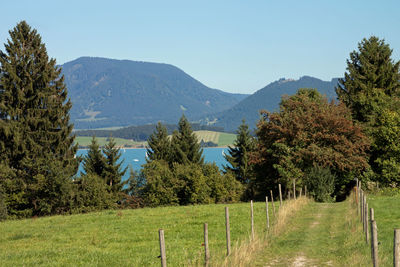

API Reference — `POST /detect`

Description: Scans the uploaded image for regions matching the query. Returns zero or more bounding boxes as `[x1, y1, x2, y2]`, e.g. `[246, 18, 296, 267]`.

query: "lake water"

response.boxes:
[76, 147, 229, 180]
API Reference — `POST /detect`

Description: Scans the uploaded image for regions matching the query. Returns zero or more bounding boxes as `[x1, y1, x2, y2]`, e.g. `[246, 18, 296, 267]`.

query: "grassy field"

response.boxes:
[0, 201, 279, 266]
[74, 136, 146, 148]
[75, 131, 237, 148]
[368, 194, 400, 266]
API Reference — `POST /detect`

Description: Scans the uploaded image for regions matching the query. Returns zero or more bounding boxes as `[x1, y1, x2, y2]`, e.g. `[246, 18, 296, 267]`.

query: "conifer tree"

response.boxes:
[146, 122, 171, 162]
[0, 21, 77, 216]
[82, 136, 106, 177]
[102, 136, 127, 193]
[171, 115, 204, 165]
[336, 36, 400, 185]
[224, 120, 255, 184]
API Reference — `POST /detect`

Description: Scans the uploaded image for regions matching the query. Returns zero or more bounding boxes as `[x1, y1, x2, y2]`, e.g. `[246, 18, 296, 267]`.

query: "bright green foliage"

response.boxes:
[0, 21, 77, 217]
[171, 115, 204, 165]
[102, 136, 127, 192]
[146, 122, 171, 162]
[254, 89, 370, 200]
[305, 166, 335, 202]
[336, 36, 400, 185]
[224, 120, 256, 184]
[82, 136, 106, 177]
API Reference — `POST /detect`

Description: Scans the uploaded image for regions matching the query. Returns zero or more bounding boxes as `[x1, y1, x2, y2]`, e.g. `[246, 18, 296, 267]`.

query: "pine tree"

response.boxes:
[336, 36, 400, 185]
[0, 21, 78, 216]
[82, 136, 106, 177]
[102, 136, 127, 193]
[224, 120, 255, 184]
[171, 115, 204, 165]
[336, 36, 400, 124]
[146, 122, 171, 162]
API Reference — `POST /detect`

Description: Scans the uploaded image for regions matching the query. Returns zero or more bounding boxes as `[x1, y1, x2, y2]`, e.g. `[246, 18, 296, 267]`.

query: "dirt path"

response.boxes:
[251, 200, 370, 267]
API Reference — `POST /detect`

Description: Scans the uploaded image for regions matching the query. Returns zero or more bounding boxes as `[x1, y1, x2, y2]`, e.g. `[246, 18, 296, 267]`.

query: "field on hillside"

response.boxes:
[75, 131, 236, 148]
[0, 202, 277, 266]
[74, 136, 146, 147]
[367, 194, 400, 266]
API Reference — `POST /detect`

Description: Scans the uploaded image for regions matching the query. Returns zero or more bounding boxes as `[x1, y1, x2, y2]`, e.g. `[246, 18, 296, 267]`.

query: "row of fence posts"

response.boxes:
[157, 182, 307, 266]
[356, 179, 400, 267]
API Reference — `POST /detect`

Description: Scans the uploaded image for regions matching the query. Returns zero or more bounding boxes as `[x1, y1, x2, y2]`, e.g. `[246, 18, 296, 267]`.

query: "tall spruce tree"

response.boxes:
[102, 136, 127, 193]
[171, 115, 204, 165]
[146, 122, 171, 162]
[224, 120, 255, 184]
[0, 21, 77, 217]
[336, 36, 400, 185]
[82, 136, 106, 177]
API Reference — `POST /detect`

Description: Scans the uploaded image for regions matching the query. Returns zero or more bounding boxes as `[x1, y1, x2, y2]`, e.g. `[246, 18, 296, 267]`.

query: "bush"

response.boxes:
[72, 174, 115, 213]
[306, 166, 336, 202]
[0, 186, 7, 221]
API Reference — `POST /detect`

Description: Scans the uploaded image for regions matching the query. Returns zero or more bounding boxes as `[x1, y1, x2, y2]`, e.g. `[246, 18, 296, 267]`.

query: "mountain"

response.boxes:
[62, 57, 248, 129]
[202, 76, 339, 132]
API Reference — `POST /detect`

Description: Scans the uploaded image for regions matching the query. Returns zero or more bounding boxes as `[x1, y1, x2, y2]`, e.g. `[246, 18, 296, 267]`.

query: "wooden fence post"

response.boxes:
[204, 223, 210, 266]
[270, 190, 276, 216]
[365, 202, 369, 243]
[159, 229, 167, 267]
[288, 191, 291, 201]
[299, 188, 302, 198]
[293, 180, 296, 200]
[265, 196, 270, 229]
[279, 184, 283, 207]
[394, 229, 400, 267]
[251, 200, 254, 240]
[225, 207, 231, 256]
[361, 190, 364, 224]
[371, 220, 378, 267]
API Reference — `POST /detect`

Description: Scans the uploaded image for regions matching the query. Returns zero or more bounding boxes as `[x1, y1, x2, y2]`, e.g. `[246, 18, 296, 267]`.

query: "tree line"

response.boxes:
[1, 21, 399, 220]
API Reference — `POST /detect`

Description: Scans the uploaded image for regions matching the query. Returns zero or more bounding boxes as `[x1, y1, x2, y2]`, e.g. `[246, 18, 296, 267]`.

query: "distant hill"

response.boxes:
[62, 57, 248, 129]
[202, 76, 339, 132]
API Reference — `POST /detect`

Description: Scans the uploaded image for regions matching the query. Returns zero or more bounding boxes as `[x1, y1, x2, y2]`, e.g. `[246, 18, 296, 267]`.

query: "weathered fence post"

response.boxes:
[293, 180, 296, 200]
[159, 229, 167, 267]
[371, 220, 378, 267]
[279, 184, 283, 207]
[204, 223, 210, 266]
[299, 188, 303, 198]
[225, 207, 231, 256]
[394, 229, 400, 267]
[265, 196, 270, 229]
[361, 190, 364, 224]
[370, 207, 374, 221]
[270, 190, 276, 216]
[251, 200, 254, 240]
[365, 202, 369, 243]
[370, 208, 375, 262]
[288, 191, 291, 201]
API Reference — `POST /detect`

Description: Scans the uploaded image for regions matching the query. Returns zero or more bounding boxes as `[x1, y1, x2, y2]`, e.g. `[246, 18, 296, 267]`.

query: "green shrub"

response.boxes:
[0, 186, 7, 221]
[306, 166, 336, 202]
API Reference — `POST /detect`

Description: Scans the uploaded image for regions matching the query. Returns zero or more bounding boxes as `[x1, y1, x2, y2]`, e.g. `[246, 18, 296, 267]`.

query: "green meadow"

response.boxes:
[0, 201, 277, 267]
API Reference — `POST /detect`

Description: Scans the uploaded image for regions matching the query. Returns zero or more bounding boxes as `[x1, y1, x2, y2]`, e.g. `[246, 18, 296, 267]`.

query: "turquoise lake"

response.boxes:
[77, 147, 229, 180]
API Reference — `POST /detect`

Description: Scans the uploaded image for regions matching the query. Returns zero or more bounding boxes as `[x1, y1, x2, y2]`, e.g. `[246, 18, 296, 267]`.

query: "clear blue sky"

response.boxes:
[0, 0, 399, 94]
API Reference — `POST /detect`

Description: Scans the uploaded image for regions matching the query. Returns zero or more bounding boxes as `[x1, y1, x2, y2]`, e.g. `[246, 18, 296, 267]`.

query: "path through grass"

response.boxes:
[251, 199, 370, 266]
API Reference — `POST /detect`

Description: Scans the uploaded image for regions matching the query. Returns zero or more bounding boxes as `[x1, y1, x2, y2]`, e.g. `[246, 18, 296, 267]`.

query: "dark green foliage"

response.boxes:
[171, 115, 204, 165]
[336, 36, 400, 186]
[305, 166, 335, 202]
[206, 76, 338, 132]
[62, 57, 247, 129]
[0, 21, 78, 217]
[72, 174, 115, 213]
[224, 120, 256, 184]
[146, 122, 171, 162]
[0, 185, 7, 221]
[102, 136, 127, 192]
[82, 136, 106, 177]
[141, 160, 180, 206]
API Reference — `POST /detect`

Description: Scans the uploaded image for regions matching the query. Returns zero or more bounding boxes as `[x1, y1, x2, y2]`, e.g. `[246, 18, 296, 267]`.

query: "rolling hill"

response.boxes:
[62, 57, 248, 129]
[202, 76, 339, 132]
